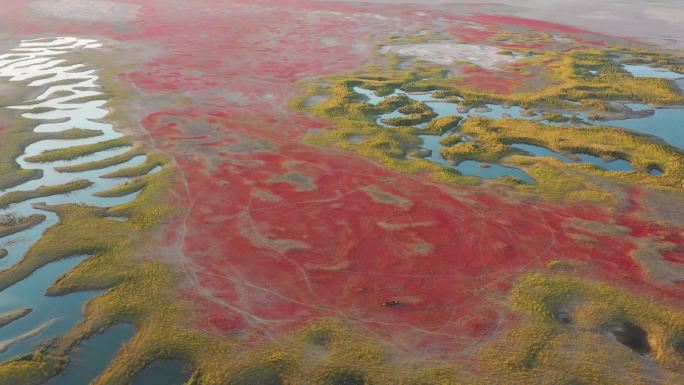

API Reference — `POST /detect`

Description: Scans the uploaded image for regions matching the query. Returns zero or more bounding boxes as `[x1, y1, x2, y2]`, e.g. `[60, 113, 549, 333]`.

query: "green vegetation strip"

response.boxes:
[0, 308, 32, 328]
[0, 214, 46, 238]
[0, 352, 66, 385]
[102, 153, 164, 179]
[293, 47, 684, 200]
[0, 110, 104, 189]
[55, 147, 145, 173]
[53, 129, 104, 140]
[443, 116, 683, 186]
[0, 180, 93, 210]
[93, 179, 146, 198]
[25, 137, 131, 163]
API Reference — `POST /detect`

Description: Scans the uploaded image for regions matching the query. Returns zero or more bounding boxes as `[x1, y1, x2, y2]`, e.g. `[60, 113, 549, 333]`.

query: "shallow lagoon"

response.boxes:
[46, 323, 136, 385]
[0, 256, 101, 361]
[603, 104, 684, 150]
[355, 85, 684, 183]
[621, 64, 684, 80]
[131, 359, 192, 385]
[356, 86, 537, 183]
[510, 143, 635, 172]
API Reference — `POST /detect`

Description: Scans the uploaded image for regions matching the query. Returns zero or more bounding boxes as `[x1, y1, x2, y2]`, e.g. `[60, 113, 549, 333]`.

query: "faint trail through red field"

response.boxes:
[2, 0, 682, 356]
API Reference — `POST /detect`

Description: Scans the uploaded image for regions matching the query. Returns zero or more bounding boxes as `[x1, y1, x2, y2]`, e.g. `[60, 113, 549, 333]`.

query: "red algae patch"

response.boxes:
[164, 132, 684, 354]
[3, 0, 683, 378]
[105, 0, 684, 359]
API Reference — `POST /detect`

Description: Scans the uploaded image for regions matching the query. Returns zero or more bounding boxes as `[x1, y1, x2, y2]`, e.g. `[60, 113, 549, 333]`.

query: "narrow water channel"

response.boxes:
[353, 70, 684, 183]
[0, 37, 158, 367]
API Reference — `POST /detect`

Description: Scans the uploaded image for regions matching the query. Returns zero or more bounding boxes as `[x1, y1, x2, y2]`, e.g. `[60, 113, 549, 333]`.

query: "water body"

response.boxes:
[621, 64, 684, 80]
[0, 256, 99, 361]
[456, 160, 535, 183]
[510, 143, 574, 163]
[46, 323, 136, 385]
[131, 359, 192, 385]
[614, 67, 684, 145]
[511, 143, 635, 172]
[356, 87, 535, 183]
[0, 37, 158, 364]
[576, 153, 633, 172]
[354, 85, 684, 182]
[601, 104, 684, 150]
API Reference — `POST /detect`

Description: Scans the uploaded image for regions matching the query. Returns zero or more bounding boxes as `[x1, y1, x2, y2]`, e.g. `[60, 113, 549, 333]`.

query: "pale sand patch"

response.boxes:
[361, 185, 414, 209]
[381, 43, 519, 70]
[30, 0, 140, 23]
[0, 318, 55, 354]
[238, 211, 310, 254]
[377, 220, 436, 231]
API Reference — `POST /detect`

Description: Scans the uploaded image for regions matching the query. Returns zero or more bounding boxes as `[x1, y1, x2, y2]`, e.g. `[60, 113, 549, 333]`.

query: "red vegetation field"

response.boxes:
[4, 0, 683, 357]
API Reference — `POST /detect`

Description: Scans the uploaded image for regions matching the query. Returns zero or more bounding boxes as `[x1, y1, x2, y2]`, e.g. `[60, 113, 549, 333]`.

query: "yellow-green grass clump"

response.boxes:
[614, 48, 684, 75]
[0, 110, 106, 190]
[443, 116, 684, 191]
[292, 69, 482, 185]
[0, 351, 67, 385]
[471, 49, 682, 109]
[94, 178, 147, 198]
[405, 49, 684, 110]
[0, 214, 45, 238]
[424, 115, 462, 135]
[25, 137, 132, 163]
[102, 153, 164, 179]
[508, 156, 616, 203]
[479, 273, 684, 384]
[293, 47, 684, 194]
[0, 180, 93, 210]
[55, 147, 145, 173]
[382, 102, 436, 126]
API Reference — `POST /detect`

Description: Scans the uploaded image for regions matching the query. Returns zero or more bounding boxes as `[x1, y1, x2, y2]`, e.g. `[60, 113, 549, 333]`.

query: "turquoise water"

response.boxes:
[622, 64, 684, 80]
[419, 135, 534, 183]
[356, 86, 536, 183]
[650, 168, 664, 176]
[0, 256, 101, 361]
[510, 143, 635, 172]
[601, 104, 684, 150]
[46, 323, 136, 385]
[132, 359, 192, 385]
[510, 143, 574, 163]
[456, 160, 535, 183]
[576, 153, 634, 172]
[354, 85, 684, 183]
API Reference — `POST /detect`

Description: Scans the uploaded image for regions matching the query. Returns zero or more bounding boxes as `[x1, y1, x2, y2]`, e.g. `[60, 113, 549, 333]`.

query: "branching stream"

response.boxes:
[0, 37, 158, 361]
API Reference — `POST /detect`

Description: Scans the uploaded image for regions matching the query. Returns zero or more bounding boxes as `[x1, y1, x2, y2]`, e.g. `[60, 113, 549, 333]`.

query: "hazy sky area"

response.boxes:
[317, 0, 684, 50]
[6, 1, 684, 50]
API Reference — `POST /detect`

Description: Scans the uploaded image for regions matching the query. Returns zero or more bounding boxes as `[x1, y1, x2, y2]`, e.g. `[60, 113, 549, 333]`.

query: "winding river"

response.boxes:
[0, 37, 155, 363]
